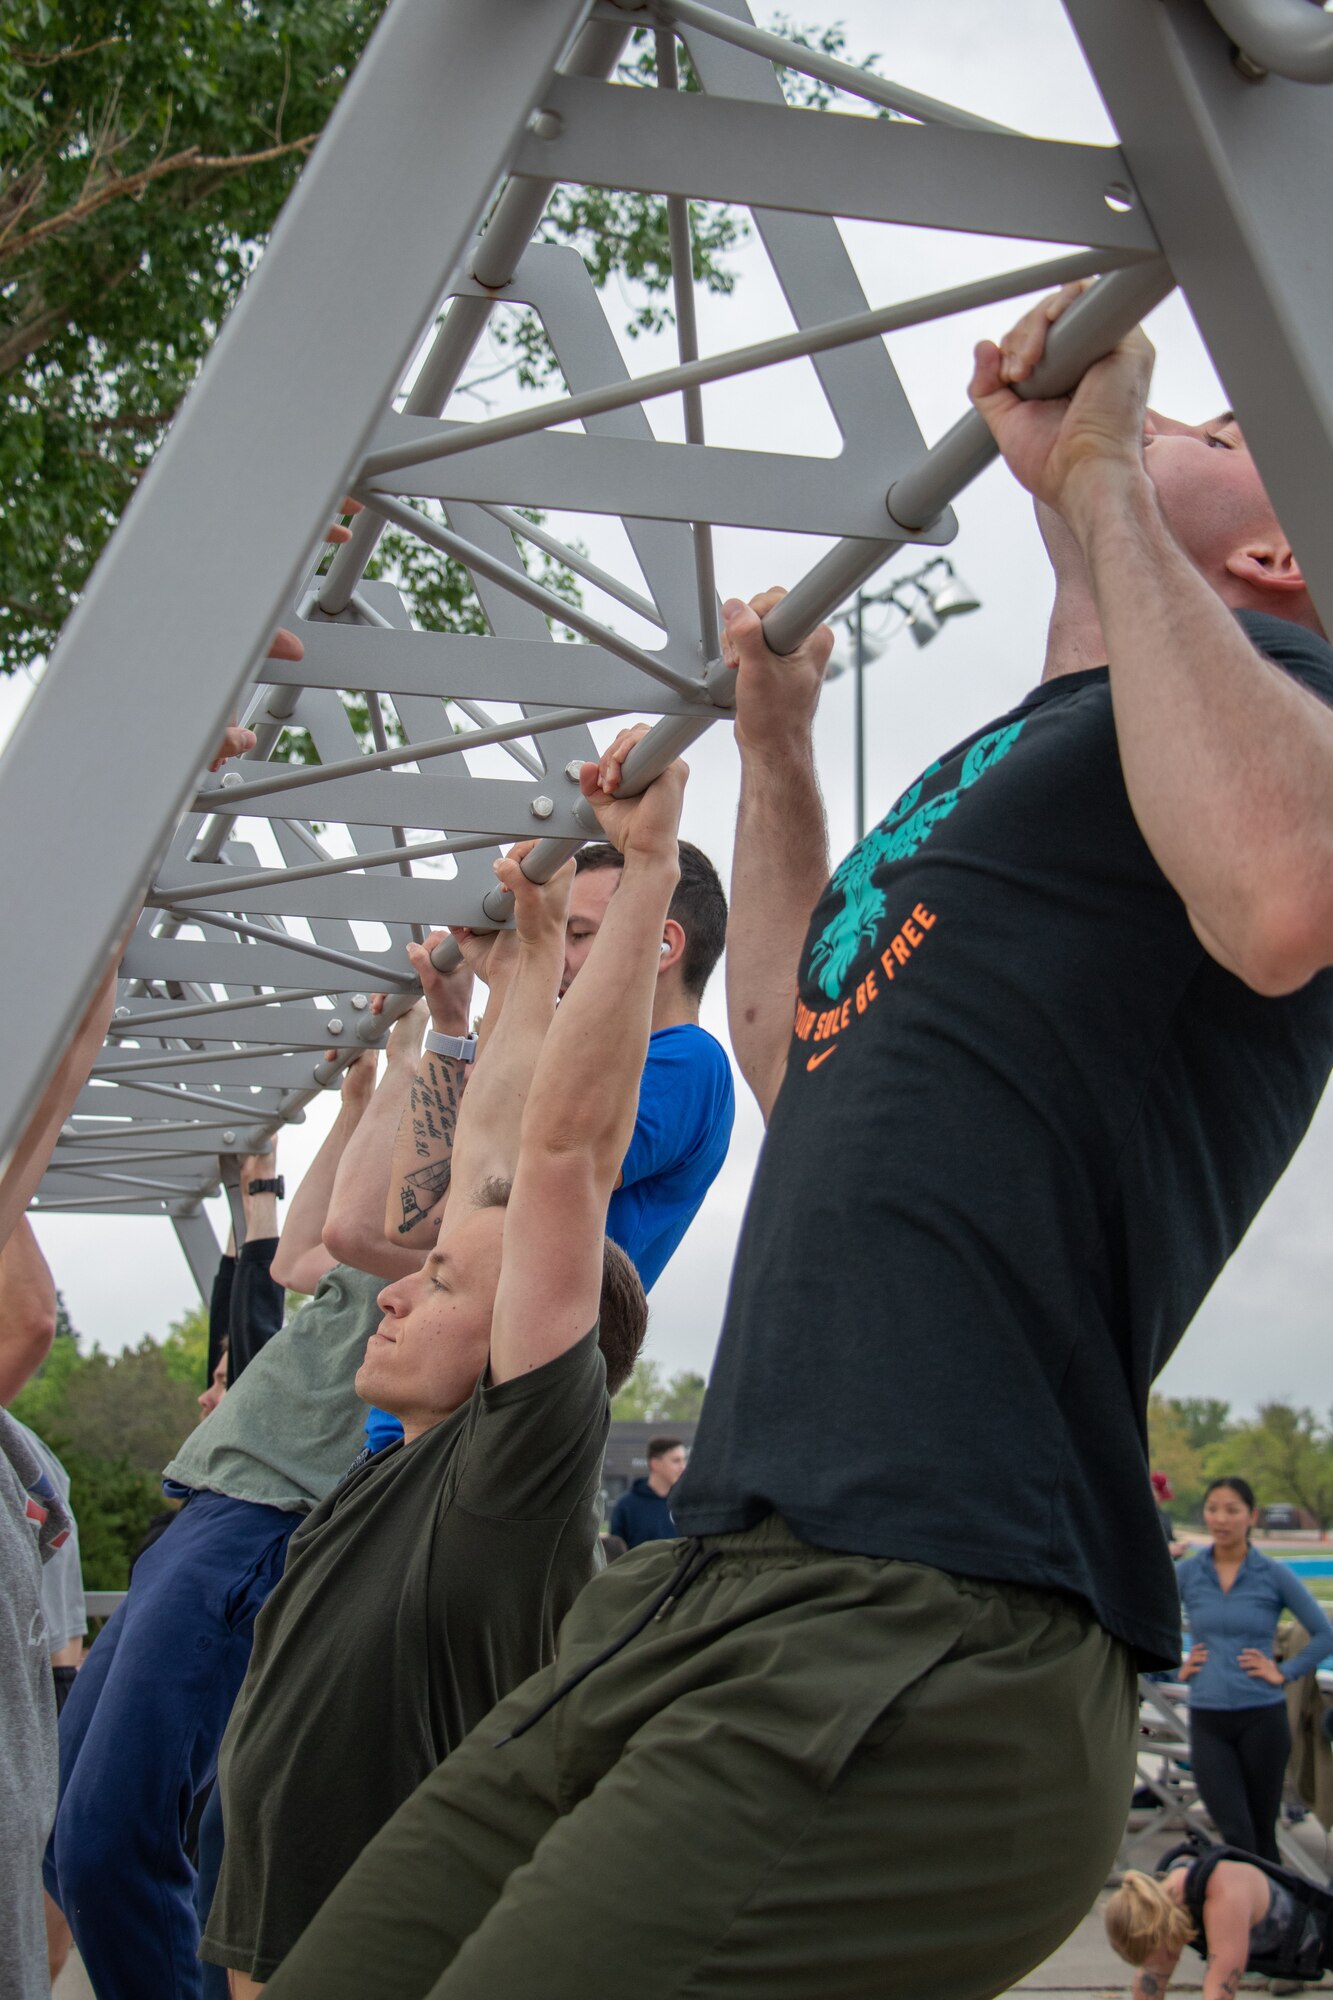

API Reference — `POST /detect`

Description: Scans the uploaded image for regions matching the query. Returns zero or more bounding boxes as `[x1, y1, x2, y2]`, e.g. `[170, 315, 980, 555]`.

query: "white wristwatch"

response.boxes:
[424, 1029, 478, 1064]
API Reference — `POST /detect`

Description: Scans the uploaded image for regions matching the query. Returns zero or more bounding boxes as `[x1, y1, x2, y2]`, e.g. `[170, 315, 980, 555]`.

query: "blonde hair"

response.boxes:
[1104, 1872, 1198, 1966]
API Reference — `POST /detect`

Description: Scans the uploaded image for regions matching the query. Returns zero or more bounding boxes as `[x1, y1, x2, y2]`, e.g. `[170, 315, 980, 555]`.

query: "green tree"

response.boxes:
[1147, 1394, 1207, 1516]
[57, 1444, 165, 1590]
[53, 1337, 199, 1477]
[159, 1300, 210, 1389]
[612, 1359, 706, 1423]
[1169, 1397, 1233, 1456]
[2, 6, 880, 675]
[1202, 1402, 1333, 1529]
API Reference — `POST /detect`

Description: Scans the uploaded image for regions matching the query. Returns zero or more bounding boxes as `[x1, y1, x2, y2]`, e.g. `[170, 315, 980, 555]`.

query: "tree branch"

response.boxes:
[0, 133, 318, 266]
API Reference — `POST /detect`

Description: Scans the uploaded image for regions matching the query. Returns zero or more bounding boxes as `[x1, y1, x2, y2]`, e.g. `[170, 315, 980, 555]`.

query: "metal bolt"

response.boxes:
[350, 993, 368, 1011]
[530, 795, 555, 819]
[113, 1006, 131, 1020]
[219, 770, 243, 789]
[564, 760, 584, 782]
[222, 1130, 236, 1145]
[527, 108, 563, 140]
[326, 1018, 344, 1036]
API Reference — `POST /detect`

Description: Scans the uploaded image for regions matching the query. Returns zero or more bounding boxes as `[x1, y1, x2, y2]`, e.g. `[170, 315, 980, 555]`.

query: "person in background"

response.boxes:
[1178, 1476, 1333, 1862]
[1105, 1847, 1333, 1999]
[610, 1436, 687, 1549]
[1153, 1470, 1190, 1559]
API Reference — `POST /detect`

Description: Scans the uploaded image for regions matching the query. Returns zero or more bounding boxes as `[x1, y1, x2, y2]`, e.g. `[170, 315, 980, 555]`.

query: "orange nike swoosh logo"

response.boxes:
[806, 1046, 838, 1072]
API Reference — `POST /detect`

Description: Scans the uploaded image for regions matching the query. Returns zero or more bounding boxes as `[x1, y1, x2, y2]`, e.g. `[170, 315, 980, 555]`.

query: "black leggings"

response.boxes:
[1190, 1701, 1290, 1863]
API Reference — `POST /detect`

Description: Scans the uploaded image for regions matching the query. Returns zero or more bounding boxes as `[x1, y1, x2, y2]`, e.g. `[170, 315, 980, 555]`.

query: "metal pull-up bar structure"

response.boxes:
[2, 0, 1330, 1283]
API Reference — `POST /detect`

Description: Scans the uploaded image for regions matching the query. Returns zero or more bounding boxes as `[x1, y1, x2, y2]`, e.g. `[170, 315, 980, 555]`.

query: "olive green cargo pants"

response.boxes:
[263, 1517, 1136, 2000]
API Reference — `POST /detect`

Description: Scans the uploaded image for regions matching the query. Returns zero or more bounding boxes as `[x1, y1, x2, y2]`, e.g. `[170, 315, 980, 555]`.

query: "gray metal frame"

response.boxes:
[3, 0, 1330, 1280]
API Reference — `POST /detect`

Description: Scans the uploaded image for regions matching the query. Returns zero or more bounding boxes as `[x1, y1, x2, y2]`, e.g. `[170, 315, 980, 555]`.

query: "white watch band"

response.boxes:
[424, 1028, 478, 1064]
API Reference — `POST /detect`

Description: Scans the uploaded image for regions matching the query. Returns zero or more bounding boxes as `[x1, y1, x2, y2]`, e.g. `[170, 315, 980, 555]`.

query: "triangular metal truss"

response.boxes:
[2, 0, 1330, 1283]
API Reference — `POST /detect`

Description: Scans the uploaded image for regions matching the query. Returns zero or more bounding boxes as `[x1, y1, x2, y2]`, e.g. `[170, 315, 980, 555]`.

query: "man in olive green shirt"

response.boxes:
[201, 768, 685, 1992]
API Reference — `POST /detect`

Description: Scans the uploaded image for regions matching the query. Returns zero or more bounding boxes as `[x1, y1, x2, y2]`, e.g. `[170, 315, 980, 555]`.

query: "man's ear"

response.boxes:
[657, 918, 687, 976]
[1225, 537, 1308, 602]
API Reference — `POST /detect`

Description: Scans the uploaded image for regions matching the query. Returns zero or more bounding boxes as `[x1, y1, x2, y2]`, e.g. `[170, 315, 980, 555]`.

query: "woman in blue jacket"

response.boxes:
[1177, 1476, 1333, 1862]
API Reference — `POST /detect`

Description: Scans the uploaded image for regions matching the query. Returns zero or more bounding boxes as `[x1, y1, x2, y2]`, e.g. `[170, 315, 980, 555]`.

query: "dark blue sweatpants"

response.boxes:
[44, 1488, 298, 2000]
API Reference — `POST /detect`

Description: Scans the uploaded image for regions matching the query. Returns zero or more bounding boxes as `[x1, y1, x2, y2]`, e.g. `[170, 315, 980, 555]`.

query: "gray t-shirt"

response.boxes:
[163, 1265, 383, 1514]
[0, 1410, 69, 1999]
[11, 1419, 85, 1650]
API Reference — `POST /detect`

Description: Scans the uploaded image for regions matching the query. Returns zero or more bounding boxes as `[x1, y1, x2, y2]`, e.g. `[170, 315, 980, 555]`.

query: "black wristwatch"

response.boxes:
[247, 1176, 285, 1198]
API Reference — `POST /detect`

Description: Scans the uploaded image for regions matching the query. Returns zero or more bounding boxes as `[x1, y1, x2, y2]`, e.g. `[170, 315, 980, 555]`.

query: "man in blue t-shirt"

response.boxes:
[378, 840, 734, 1446]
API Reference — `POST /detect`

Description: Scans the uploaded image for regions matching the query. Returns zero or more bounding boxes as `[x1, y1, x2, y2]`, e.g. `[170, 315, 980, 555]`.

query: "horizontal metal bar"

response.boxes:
[107, 987, 329, 1032]
[46, 1150, 217, 1171]
[360, 246, 1126, 482]
[356, 495, 704, 700]
[49, 1167, 217, 1197]
[656, 0, 1021, 133]
[58, 1117, 253, 1142]
[156, 831, 501, 906]
[92, 1044, 305, 1077]
[1201, 0, 1333, 80]
[31, 1192, 193, 1213]
[157, 909, 420, 989]
[762, 258, 1175, 652]
[82, 1075, 292, 1118]
[189, 702, 616, 811]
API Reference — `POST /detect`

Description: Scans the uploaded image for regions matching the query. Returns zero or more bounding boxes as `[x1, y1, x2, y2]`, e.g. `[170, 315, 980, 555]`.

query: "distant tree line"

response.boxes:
[1149, 1394, 1333, 1530]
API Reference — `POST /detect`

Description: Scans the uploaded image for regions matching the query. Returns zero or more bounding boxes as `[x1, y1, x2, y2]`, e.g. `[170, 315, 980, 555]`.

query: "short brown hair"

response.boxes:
[598, 1238, 648, 1394]
[648, 1436, 683, 1462]
[575, 840, 727, 998]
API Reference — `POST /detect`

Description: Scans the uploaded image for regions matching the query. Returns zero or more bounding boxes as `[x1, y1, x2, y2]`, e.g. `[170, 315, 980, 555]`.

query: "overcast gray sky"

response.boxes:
[7, 0, 1329, 1416]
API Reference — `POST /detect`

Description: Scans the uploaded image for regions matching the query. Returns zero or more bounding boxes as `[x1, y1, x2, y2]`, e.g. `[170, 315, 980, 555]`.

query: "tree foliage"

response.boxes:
[611, 1358, 707, 1423]
[1, 6, 883, 675]
[1202, 1402, 1333, 1530]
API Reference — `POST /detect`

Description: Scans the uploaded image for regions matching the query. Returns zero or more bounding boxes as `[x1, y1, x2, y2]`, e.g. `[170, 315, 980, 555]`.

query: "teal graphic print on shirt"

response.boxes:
[809, 720, 1027, 999]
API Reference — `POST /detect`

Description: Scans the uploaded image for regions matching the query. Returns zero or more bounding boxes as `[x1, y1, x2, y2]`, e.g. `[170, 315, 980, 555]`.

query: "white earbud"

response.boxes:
[660, 940, 671, 956]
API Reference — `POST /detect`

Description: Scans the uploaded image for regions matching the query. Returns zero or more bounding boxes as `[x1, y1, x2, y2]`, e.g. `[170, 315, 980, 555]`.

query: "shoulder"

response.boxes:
[1235, 610, 1333, 706]
[645, 1025, 731, 1084]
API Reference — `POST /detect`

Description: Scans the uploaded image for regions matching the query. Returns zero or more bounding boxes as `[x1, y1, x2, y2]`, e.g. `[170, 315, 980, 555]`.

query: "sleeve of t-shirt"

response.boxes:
[453, 1327, 608, 1522]
[1236, 610, 1333, 707]
[620, 1032, 731, 1191]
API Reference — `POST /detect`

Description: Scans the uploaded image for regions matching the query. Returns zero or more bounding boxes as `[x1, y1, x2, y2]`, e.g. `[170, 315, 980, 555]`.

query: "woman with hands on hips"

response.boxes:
[1176, 1476, 1333, 1861]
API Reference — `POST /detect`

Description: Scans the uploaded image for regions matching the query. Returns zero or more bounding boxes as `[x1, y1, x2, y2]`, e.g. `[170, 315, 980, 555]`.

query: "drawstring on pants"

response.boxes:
[494, 1539, 721, 1747]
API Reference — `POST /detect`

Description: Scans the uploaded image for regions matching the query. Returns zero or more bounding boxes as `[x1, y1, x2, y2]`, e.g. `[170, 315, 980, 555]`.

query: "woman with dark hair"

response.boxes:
[1176, 1476, 1333, 1861]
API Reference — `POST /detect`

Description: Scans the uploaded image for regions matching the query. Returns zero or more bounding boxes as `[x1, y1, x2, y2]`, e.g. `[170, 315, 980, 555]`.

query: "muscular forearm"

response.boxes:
[446, 937, 561, 1200]
[727, 742, 829, 1120]
[523, 851, 678, 1182]
[386, 1050, 468, 1243]
[1068, 463, 1333, 994]
[272, 1099, 363, 1292]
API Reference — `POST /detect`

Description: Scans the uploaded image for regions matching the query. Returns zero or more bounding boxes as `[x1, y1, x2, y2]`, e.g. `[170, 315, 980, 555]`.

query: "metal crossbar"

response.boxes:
[2, 0, 1330, 1282]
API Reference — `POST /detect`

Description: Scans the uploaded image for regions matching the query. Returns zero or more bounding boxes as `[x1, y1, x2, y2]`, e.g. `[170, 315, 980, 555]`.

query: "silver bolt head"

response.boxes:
[564, 759, 584, 782]
[113, 1006, 131, 1020]
[326, 1017, 344, 1036]
[528, 108, 563, 140]
[219, 770, 243, 789]
[530, 795, 555, 820]
[349, 993, 369, 1012]
[222, 1130, 237, 1145]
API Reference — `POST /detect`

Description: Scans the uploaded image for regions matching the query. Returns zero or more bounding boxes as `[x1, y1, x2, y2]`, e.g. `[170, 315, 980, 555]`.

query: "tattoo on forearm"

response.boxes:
[1141, 1975, 1159, 1995]
[396, 1062, 460, 1233]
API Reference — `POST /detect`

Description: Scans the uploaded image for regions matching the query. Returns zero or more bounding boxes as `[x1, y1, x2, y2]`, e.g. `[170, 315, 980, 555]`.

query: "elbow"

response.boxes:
[320, 1209, 361, 1269]
[1203, 878, 1333, 997]
[0, 1307, 56, 1401]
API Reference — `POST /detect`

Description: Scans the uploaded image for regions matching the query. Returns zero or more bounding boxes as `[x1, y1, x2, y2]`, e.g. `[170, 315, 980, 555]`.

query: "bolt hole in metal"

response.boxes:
[1103, 181, 1135, 213]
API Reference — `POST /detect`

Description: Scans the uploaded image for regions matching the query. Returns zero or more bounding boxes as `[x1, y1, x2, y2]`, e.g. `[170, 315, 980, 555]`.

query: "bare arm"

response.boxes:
[384, 934, 479, 1246]
[488, 764, 685, 1385]
[1132, 1943, 1181, 2000]
[322, 1004, 439, 1283]
[0, 1218, 58, 1402]
[439, 853, 571, 1239]
[720, 592, 833, 1122]
[971, 320, 1333, 997]
[269, 1050, 376, 1294]
[0, 955, 122, 1251]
